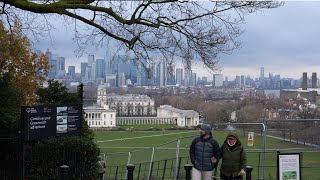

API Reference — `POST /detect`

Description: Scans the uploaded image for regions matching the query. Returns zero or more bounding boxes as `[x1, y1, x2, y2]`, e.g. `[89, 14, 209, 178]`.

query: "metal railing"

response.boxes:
[106, 156, 197, 180]
[104, 150, 320, 180]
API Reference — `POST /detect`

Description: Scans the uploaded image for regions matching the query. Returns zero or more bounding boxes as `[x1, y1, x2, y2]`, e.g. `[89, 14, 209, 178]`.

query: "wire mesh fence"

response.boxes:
[102, 134, 320, 180]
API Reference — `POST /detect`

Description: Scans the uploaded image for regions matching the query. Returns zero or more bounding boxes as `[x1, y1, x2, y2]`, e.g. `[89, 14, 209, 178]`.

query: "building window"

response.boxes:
[111, 114, 113, 118]
[104, 121, 106, 125]
[98, 121, 100, 125]
[104, 114, 106, 118]
[111, 121, 112, 125]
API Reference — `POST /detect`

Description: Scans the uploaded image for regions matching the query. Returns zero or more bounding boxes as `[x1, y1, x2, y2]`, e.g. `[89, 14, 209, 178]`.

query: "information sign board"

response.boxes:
[277, 152, 301, 180]
[22, 105, 82, 141]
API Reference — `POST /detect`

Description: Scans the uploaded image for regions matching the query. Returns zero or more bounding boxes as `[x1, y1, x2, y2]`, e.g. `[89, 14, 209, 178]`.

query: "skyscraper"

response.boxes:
[213, 74, 223, 87]
[191, 73, 197, 86]
[56, 56, 66, 78]
[312, 72, 317, 88]
[302, 72, 307, 90]
[115, 55, 138, 85]
[68, 66, 76, 79]
[58, 57, 65, 71]
[240, 75, 245, 87]
[96, 59, 106, 79]
[176, 68, 183, 86]
[260, 67, 265, 88]
[118, 72, 126, 87]
[88, 55, 96, 81]
[46, 50, 57, 79]
[235, 76, 241, 87]
[88, 54, 94, 64]
[81, 62, 88, 79]
[136, 58, 148, 86]
[184, 68, 192, 87]
[156, 60, 167, 87]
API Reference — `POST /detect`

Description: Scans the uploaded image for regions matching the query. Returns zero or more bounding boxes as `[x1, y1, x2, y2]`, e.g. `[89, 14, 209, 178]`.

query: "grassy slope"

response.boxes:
[95, 130, 320, 179]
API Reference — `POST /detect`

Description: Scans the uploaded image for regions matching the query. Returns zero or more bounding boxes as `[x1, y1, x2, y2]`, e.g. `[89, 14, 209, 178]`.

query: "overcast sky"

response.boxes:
[33, 1, 320, 80]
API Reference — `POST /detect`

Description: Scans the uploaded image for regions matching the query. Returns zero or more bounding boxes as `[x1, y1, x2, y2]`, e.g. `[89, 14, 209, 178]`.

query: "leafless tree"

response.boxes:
[0, 0, 282, 75]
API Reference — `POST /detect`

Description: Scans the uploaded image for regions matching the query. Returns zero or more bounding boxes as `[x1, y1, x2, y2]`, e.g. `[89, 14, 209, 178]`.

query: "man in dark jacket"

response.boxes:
[220, 132, 247, 180]
[189, 124, 221, 180]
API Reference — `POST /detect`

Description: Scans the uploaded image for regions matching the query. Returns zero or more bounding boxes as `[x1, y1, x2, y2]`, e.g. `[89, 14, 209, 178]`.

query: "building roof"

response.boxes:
[97, 82, 108, 89]
[84, 106, 116, 112]
[158, 105, 199, 117]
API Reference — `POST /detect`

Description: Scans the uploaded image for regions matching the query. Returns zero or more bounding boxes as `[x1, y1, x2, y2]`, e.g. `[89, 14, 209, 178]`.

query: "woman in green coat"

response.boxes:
[220, 132, 247, 180]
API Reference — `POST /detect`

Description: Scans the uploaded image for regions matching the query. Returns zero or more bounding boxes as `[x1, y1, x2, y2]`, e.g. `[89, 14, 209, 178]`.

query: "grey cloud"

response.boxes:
[31, 2, 320, 78]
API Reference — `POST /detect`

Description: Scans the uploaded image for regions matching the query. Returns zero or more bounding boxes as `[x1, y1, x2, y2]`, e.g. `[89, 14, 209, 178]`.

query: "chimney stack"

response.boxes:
[302, 72, 307, 90]
[312, 72, 317, 88]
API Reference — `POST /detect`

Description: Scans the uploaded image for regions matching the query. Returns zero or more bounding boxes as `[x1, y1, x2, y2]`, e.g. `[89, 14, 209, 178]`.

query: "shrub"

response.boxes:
[25, 136, 100, 180]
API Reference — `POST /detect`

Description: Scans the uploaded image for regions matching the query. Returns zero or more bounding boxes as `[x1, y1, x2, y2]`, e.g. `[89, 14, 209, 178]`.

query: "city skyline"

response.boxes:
[45, 47, 315, 82]
[33, 2, 320, 80]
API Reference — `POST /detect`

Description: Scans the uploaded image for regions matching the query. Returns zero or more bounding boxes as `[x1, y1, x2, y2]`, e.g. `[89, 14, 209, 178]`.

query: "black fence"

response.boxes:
[105, 150, 320, 180]
[0, 135, 94, 180]
[2, 134, 319, 180]
[23, 143, 90, 180]
[105, 156, 220, 180]
[0, 134, 22, 180]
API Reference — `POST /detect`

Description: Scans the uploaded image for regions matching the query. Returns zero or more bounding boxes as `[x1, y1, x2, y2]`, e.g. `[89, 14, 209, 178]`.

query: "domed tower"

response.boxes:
[97, 82, 107, 107]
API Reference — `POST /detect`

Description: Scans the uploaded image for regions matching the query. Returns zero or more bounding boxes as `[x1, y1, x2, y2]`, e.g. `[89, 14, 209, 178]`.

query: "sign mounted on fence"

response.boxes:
[277, 152, 301, 180]
[247, 132, 254, 146]
[21, 105, 82, 141]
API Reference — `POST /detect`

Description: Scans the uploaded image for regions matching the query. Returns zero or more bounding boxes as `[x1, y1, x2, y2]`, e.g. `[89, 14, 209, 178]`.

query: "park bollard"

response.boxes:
[184, 164, 193, 180]
[246, 166, 253, 180]
[127, 164, 135, 180]
[60, 165, 69, 180]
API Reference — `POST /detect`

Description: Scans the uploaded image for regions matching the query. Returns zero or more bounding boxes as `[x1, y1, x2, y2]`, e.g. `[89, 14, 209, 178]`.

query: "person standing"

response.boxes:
[220, 133, 247, 180]
[97, 156, 106, 180]
[189, 124, 221, 180]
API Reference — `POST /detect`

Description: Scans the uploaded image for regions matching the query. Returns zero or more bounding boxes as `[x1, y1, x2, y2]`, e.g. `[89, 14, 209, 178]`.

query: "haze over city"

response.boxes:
[32, 1, 320, 80]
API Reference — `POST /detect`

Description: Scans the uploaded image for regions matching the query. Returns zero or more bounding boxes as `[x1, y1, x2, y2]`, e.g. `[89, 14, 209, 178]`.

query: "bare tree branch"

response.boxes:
[0, 0, 283, 71]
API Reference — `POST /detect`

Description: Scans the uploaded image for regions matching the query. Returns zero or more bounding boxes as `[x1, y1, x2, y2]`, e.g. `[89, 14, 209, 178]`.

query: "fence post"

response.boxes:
[60, 165, 69, 180]
[127, 164, 135, 180]
[246, 166, 253, 180]
[162, 160, 167, 180]
[18, 130, 24, 180]
[184, 164, 193, 180]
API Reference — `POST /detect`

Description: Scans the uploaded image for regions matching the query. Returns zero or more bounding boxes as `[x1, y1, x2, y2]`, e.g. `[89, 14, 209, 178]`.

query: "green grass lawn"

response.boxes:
[95, 130, 320, 179]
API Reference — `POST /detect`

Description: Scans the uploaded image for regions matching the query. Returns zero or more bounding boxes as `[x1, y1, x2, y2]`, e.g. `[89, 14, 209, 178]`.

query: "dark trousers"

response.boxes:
[221, 173, 243, 180]
[99, 173, 104, 180]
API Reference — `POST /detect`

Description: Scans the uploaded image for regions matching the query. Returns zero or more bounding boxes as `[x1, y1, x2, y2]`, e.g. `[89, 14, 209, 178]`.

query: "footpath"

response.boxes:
[267, 134, 320, 148]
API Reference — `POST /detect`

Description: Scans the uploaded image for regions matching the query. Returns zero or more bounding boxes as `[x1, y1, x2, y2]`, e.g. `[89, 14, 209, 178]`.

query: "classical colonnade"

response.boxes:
[116, 117, 177, 125]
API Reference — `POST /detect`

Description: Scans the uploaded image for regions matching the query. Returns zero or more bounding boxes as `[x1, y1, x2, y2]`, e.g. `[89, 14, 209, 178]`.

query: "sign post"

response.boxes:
[277, 152, 301, 180]
[247, 132, 254, 146]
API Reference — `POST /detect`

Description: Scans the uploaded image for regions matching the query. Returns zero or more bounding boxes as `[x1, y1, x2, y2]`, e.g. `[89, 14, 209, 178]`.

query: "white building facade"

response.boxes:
[84, 105, 116, 128]
[157, 105, 199, 127]
[97, 83, 156, 116]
